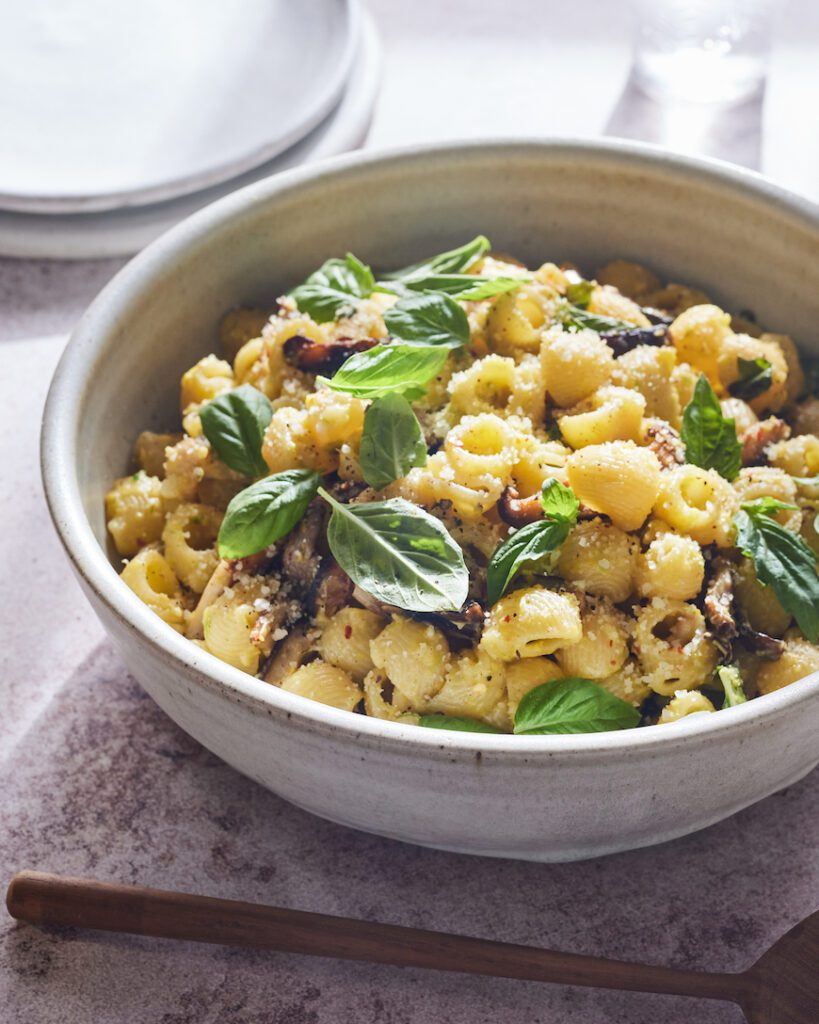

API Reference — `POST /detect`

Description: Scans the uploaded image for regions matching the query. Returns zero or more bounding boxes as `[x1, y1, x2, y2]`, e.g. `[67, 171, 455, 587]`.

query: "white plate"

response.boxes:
[0, 13, 380, 260]
[0, 0, 358, 213]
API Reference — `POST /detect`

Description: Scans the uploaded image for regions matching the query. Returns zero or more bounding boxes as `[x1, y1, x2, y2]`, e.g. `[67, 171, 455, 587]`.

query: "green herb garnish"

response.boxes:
[200, 384, 272, 478]
[217, 469, 322, 559]
[320, 489, 469, 613]
[383, 291, 470, 349]
[734, 498, 819, 642]
[383, 235, 491, 282]
[290, 253, 375, 323]
[729, 357, 773, 401]
[716, 665, 748, 708]
[514, 678, 641, 734]
[486, 480, 579, 605]
[680, 374, 742, 481]
[359, 394, 428, 489]
[325, 344, 449, 400]
[556, 301, 633, 334]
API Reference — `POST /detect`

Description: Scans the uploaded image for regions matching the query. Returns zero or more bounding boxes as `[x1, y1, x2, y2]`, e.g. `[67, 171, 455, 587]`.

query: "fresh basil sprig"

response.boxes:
[382, 273, 525, 302]
[217, 469, 321, 559]
[290, 253, 375, 323]
[383, 292, 470, 349]
[200, 384, 272, 477]
[729, 357, 773, 401]
[417, 716, 504, 734]
[359, 394, 428, 489]
[514, 678, 641, 734]
[734, 498, 819, 642]
[486, 480, 579, 605]
[320, 489, 469, 613]
[325, 343, 449, 400]
[452, 276, 526, 301]
[556, 301, 633, 334]
[383, 235, 490, 282]
[716, 665, 748, 708]
[680, 374, 742, 481]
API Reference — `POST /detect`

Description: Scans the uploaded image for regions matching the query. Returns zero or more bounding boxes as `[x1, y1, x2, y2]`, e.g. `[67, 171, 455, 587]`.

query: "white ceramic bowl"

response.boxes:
[42, 140, 819, 862]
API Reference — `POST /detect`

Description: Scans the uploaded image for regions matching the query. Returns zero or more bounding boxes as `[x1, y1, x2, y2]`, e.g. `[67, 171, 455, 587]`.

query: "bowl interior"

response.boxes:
[56, 140, 819, 615]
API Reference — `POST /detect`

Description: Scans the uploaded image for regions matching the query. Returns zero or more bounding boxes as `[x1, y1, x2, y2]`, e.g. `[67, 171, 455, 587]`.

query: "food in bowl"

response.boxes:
[105, 235, 819, 736]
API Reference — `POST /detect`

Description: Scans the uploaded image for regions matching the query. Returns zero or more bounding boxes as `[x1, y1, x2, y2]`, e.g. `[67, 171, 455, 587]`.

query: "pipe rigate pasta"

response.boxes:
[558, 385, 645, 449]
[280, 660, 363, 712]
[105, 242, 819, 732]
[756, 638, 819, 695]
[120, 547, 188, 632]
[567, 442, 661, 531]
[106, 472, 166, 557]
[635, 533, 705, 602]
[634, 600, 718, 696]
[481, 588, 582, 660]
[554, 599, 629, 680]
[541, 327, 614, 407]
[162, 503, 222, 593]
[654, 465, 738, 547]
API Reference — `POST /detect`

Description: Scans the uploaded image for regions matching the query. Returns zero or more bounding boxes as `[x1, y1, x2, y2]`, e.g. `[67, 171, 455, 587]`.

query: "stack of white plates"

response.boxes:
[0, 0, 379, 258]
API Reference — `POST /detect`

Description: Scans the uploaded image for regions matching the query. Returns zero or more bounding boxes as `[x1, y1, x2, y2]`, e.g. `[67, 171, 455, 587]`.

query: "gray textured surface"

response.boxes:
[2, 1, 819, 1021]
[3, 642, 817, 1024]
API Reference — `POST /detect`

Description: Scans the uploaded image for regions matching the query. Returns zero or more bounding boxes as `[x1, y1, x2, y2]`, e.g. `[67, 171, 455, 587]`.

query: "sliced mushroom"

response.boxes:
[186, 560, 232, 639]
[283, 334, 378, 375]
[498, 485, 542, 526]
[499, 484, 598, 526]
[740, 417, 791, 466]
[262, 622, 317, 684]
[281, 499, 327, 588]
[641, 307, 674, 326]
[704, 556, 738, 641]
[644, 419, 685, 470]
[308, 558, 354, 620]
[738, 620, 785, 660]
[600, 324, 668, 358]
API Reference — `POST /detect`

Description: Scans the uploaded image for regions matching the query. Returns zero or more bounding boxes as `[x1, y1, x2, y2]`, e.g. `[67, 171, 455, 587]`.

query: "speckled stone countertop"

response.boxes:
[2, 3, 819, 1022]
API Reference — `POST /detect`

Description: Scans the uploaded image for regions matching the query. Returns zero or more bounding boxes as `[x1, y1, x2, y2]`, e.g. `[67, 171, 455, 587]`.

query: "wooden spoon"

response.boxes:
[6, 871, 818, 1022]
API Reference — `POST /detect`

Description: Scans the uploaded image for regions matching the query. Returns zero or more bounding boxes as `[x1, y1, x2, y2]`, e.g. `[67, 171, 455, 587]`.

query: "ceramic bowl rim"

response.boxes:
[41, 136, 819, 759]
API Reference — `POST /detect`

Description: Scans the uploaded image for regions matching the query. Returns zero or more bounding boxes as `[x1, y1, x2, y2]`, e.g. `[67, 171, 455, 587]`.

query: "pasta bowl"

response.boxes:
[41, 140, 819, 861]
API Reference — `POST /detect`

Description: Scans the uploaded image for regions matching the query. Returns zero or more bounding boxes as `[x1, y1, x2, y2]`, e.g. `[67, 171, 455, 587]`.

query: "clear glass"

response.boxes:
[632, 0, 775, 104]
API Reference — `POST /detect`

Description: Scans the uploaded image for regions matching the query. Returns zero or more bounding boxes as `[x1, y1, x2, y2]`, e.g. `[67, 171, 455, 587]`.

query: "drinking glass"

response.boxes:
[632, 0, 775, 104]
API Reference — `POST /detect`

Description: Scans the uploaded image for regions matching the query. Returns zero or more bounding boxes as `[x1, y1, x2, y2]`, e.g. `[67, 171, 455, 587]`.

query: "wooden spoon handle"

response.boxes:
[7, 871, 744, 1005]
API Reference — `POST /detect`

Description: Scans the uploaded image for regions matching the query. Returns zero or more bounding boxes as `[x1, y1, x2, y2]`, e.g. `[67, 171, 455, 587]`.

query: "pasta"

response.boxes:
[105, 243, 819, 733]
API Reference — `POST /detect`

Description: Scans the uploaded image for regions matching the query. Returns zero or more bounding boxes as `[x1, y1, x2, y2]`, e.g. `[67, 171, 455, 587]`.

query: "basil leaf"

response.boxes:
[556, 300, 633, 334]
[565, 279, 595, 308]
[217, 469, 322, 559]
[325, 344, 448, 400]
[717, 665, 748, 708]
[380, 274, 526, 302]
[384, 292, 470, 350]
[384, 235, 491, 281]
[540, 478, 580, 522]
[729, 357, 773, 401]
[290, 253, 375, 323]
[735, 499, 819, 642]
[199, 384, 272, 477]
[486, 520, 569, 605]
[417, 715, 504, 734]
[359, 394, 428, 488]
[487, 481, 579, 605]
[320, 489, 469, 613]
[514, 677, 641, 735]
[680, 374, 742, 481]
[452, 277, 526, 301]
